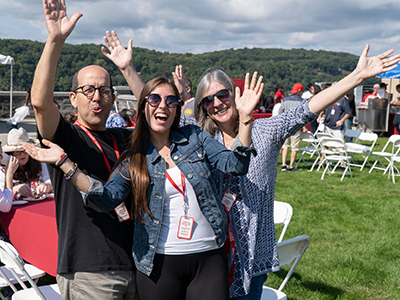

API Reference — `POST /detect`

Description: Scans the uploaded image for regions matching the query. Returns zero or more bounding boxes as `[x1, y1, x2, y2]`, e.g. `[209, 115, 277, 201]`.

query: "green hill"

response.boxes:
[0, 38, 379, 95]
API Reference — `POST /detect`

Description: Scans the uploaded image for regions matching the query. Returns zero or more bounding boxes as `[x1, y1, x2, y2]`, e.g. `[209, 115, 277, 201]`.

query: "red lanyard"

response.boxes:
[166, 171, 186, 202]
[74, 121, 119, 173]
[166, 170, 189, 216]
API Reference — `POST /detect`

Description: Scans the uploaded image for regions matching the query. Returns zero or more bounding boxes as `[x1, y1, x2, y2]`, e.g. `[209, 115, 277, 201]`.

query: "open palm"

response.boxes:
[102, 30, 133, 70]
[356, 45, 400, 80]
[44, 0, 82, 41]
[235, 72, 264, 117]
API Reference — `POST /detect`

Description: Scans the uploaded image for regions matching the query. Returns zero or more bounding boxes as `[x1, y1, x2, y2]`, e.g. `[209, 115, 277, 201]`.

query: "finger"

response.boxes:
[112, 30, 121, 45]
[235, 86, 241, 102]
[244, 73, 250, 90]
[378, 49, 395, 60]
[69, 13, 83, 26]
[179, 65, 183, 77]
[256, 83, 264, 98]
[255, 76, 263, 93]
[106, 31, 116, 48]
[250, 72, 258, 90]
[361, 44, 370, 58]
[101, 46, 109, 57]
[43, 0, 50, 13]
[103, 34, 111, 46]
[127, 39, 133, 50]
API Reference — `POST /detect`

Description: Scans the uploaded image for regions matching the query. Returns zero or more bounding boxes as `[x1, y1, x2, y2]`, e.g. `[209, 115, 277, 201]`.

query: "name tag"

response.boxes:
[177, 216, 194, 240]
[221, 190, 237, 212]
[114, 202, 130, 222]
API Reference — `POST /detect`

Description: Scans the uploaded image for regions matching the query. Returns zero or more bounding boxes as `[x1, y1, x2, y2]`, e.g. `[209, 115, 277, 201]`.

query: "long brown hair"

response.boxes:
[119, 77, 181, 221]
[13, 156, 42, 182]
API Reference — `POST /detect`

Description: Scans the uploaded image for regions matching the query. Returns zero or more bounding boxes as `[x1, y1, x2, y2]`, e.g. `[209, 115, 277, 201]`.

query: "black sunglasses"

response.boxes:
[146, 94, 181, 108]
[202, 89, 230, 109]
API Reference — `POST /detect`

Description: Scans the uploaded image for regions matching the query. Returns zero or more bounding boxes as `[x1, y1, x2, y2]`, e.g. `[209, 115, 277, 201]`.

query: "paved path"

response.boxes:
[0, 118, 37, 145]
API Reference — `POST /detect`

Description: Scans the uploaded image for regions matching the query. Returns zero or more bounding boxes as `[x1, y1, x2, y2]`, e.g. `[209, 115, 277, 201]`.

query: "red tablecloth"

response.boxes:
[0, 198, 58, 277]
[253, 113, 272, 119]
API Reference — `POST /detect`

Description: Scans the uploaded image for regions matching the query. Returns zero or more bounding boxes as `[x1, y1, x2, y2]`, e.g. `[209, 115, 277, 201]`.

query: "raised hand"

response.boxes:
[235, 72, 264, 120]
[43, 0, 82, 41]
[6, 156, 19, 176]
[356, 44, 400, 80]
[172, 65, 189, 101]
[21, 139, 65, 164]
[102, 30, 133, 70]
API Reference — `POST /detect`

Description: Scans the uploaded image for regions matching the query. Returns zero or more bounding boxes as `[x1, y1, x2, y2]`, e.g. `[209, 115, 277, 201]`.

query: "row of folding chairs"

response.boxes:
[296, 128, 400, 183]
[296, 129, 380, 181]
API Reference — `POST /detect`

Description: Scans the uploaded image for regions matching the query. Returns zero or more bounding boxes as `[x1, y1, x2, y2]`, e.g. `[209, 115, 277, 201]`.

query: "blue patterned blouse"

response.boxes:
[214, 102, 317, 297]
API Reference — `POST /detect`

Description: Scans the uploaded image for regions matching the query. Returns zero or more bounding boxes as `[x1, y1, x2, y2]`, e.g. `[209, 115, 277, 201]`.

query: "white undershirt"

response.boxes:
[155, 166, 218, 255]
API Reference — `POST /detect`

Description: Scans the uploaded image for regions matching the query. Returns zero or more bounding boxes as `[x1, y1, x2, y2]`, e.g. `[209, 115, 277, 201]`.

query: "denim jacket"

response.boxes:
[83, 125, 256, 276]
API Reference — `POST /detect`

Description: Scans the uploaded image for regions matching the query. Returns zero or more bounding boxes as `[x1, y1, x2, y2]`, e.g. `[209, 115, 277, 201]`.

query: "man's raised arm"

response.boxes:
[31, 0, 82, 140]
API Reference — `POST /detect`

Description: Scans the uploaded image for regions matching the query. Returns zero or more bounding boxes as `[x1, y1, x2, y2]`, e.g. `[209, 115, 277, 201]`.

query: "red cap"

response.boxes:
[290, 83, 304, 94]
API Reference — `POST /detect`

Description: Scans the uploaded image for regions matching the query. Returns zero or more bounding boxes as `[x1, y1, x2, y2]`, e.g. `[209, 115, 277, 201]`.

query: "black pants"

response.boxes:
[137, 247, 230, 300]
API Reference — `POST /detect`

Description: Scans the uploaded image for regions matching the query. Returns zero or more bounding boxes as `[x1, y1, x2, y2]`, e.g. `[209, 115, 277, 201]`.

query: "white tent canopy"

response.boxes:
[0, 54, 15, 118]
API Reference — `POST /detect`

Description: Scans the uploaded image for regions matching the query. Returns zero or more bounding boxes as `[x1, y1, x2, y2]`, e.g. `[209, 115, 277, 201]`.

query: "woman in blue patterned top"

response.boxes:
[194, 45, 400, 299]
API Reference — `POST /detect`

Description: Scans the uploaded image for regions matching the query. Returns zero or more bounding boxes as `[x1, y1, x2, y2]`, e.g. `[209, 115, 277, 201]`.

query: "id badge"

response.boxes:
[114, 202, 130, 222]
[177, 216, 194, 240]
[221, 190, 237, 212]
[331, 108, 335, 115]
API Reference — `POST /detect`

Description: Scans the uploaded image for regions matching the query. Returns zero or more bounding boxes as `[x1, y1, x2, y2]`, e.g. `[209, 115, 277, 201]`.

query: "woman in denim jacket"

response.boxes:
[24, 75, 262, 300]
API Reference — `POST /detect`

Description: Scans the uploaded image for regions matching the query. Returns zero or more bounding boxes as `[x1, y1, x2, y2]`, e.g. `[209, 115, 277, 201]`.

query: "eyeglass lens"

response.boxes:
[147, 94, 180, 108]
[77, 85, 113, 99]
[202, 89, 230, 109]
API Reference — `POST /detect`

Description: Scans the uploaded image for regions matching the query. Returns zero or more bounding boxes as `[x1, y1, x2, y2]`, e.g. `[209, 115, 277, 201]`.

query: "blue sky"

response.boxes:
[1, 0, 400, 57]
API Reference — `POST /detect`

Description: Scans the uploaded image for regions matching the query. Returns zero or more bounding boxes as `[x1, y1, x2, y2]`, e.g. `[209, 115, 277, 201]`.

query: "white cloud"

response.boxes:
[1, 0, 400, 57]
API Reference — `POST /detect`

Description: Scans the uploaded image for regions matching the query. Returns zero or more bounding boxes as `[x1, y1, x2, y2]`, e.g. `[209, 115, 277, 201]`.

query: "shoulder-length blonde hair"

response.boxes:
[194, 69, 238, 136]
[119, 77, 181, 221]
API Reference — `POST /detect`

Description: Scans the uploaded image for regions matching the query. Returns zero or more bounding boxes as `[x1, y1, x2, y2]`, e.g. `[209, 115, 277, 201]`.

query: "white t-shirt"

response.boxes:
[0, 168, 13, 213]
[155, 166, 218, 255]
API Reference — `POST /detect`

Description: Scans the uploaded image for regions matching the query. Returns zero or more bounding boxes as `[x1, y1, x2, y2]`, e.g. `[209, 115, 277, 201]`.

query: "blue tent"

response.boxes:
[376, 63, 400, 78]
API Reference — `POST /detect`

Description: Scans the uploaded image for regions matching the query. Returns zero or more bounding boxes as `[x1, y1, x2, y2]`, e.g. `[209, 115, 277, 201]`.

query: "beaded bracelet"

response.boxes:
[241, 117, 254, 125]
[55, 153, 68, 167]
[64, 163, 78, 181]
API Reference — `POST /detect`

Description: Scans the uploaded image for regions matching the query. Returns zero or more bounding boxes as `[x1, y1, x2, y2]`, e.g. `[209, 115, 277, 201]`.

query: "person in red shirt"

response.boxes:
[273, 83, 284, 104]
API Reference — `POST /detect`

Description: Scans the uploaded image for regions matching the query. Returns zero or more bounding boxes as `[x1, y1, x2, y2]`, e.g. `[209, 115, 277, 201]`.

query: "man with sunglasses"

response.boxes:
[30, 1, 139, 299]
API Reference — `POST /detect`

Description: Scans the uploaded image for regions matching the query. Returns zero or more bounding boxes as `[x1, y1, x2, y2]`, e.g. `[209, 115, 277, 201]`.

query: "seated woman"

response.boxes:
[22, 75, 262, 300]
[3, 128, 53, 199]
[0, 142, 19, 212]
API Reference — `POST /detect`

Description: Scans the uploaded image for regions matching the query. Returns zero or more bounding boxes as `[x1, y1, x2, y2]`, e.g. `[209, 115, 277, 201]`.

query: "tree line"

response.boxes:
[0, 38, 379, 96]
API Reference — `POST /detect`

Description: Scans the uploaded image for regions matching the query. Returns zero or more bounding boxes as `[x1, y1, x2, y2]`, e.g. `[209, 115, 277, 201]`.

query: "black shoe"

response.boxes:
[281, 166, 287, 171]
[287, 167, 296, 172]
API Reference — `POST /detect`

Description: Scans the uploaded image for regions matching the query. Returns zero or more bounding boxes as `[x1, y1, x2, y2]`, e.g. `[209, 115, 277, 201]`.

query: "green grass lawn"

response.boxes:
[268, 137, 400, 300]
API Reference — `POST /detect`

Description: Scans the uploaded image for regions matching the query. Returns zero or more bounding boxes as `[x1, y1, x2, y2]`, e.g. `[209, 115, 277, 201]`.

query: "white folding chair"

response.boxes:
[343, 129, 362, 143]
[261, 235, 311, 300]
[369, 135, 400, 175]
[315, 132, 333, 171]
[0, 263, 46, 300]
[320, 137, 353, 181]
[274, 201, 293, 243]
[387, 137, 400, 183]
[0, 241, 61, 300]
[345, 132, 378, 171]
[295, 132, 320, 171]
